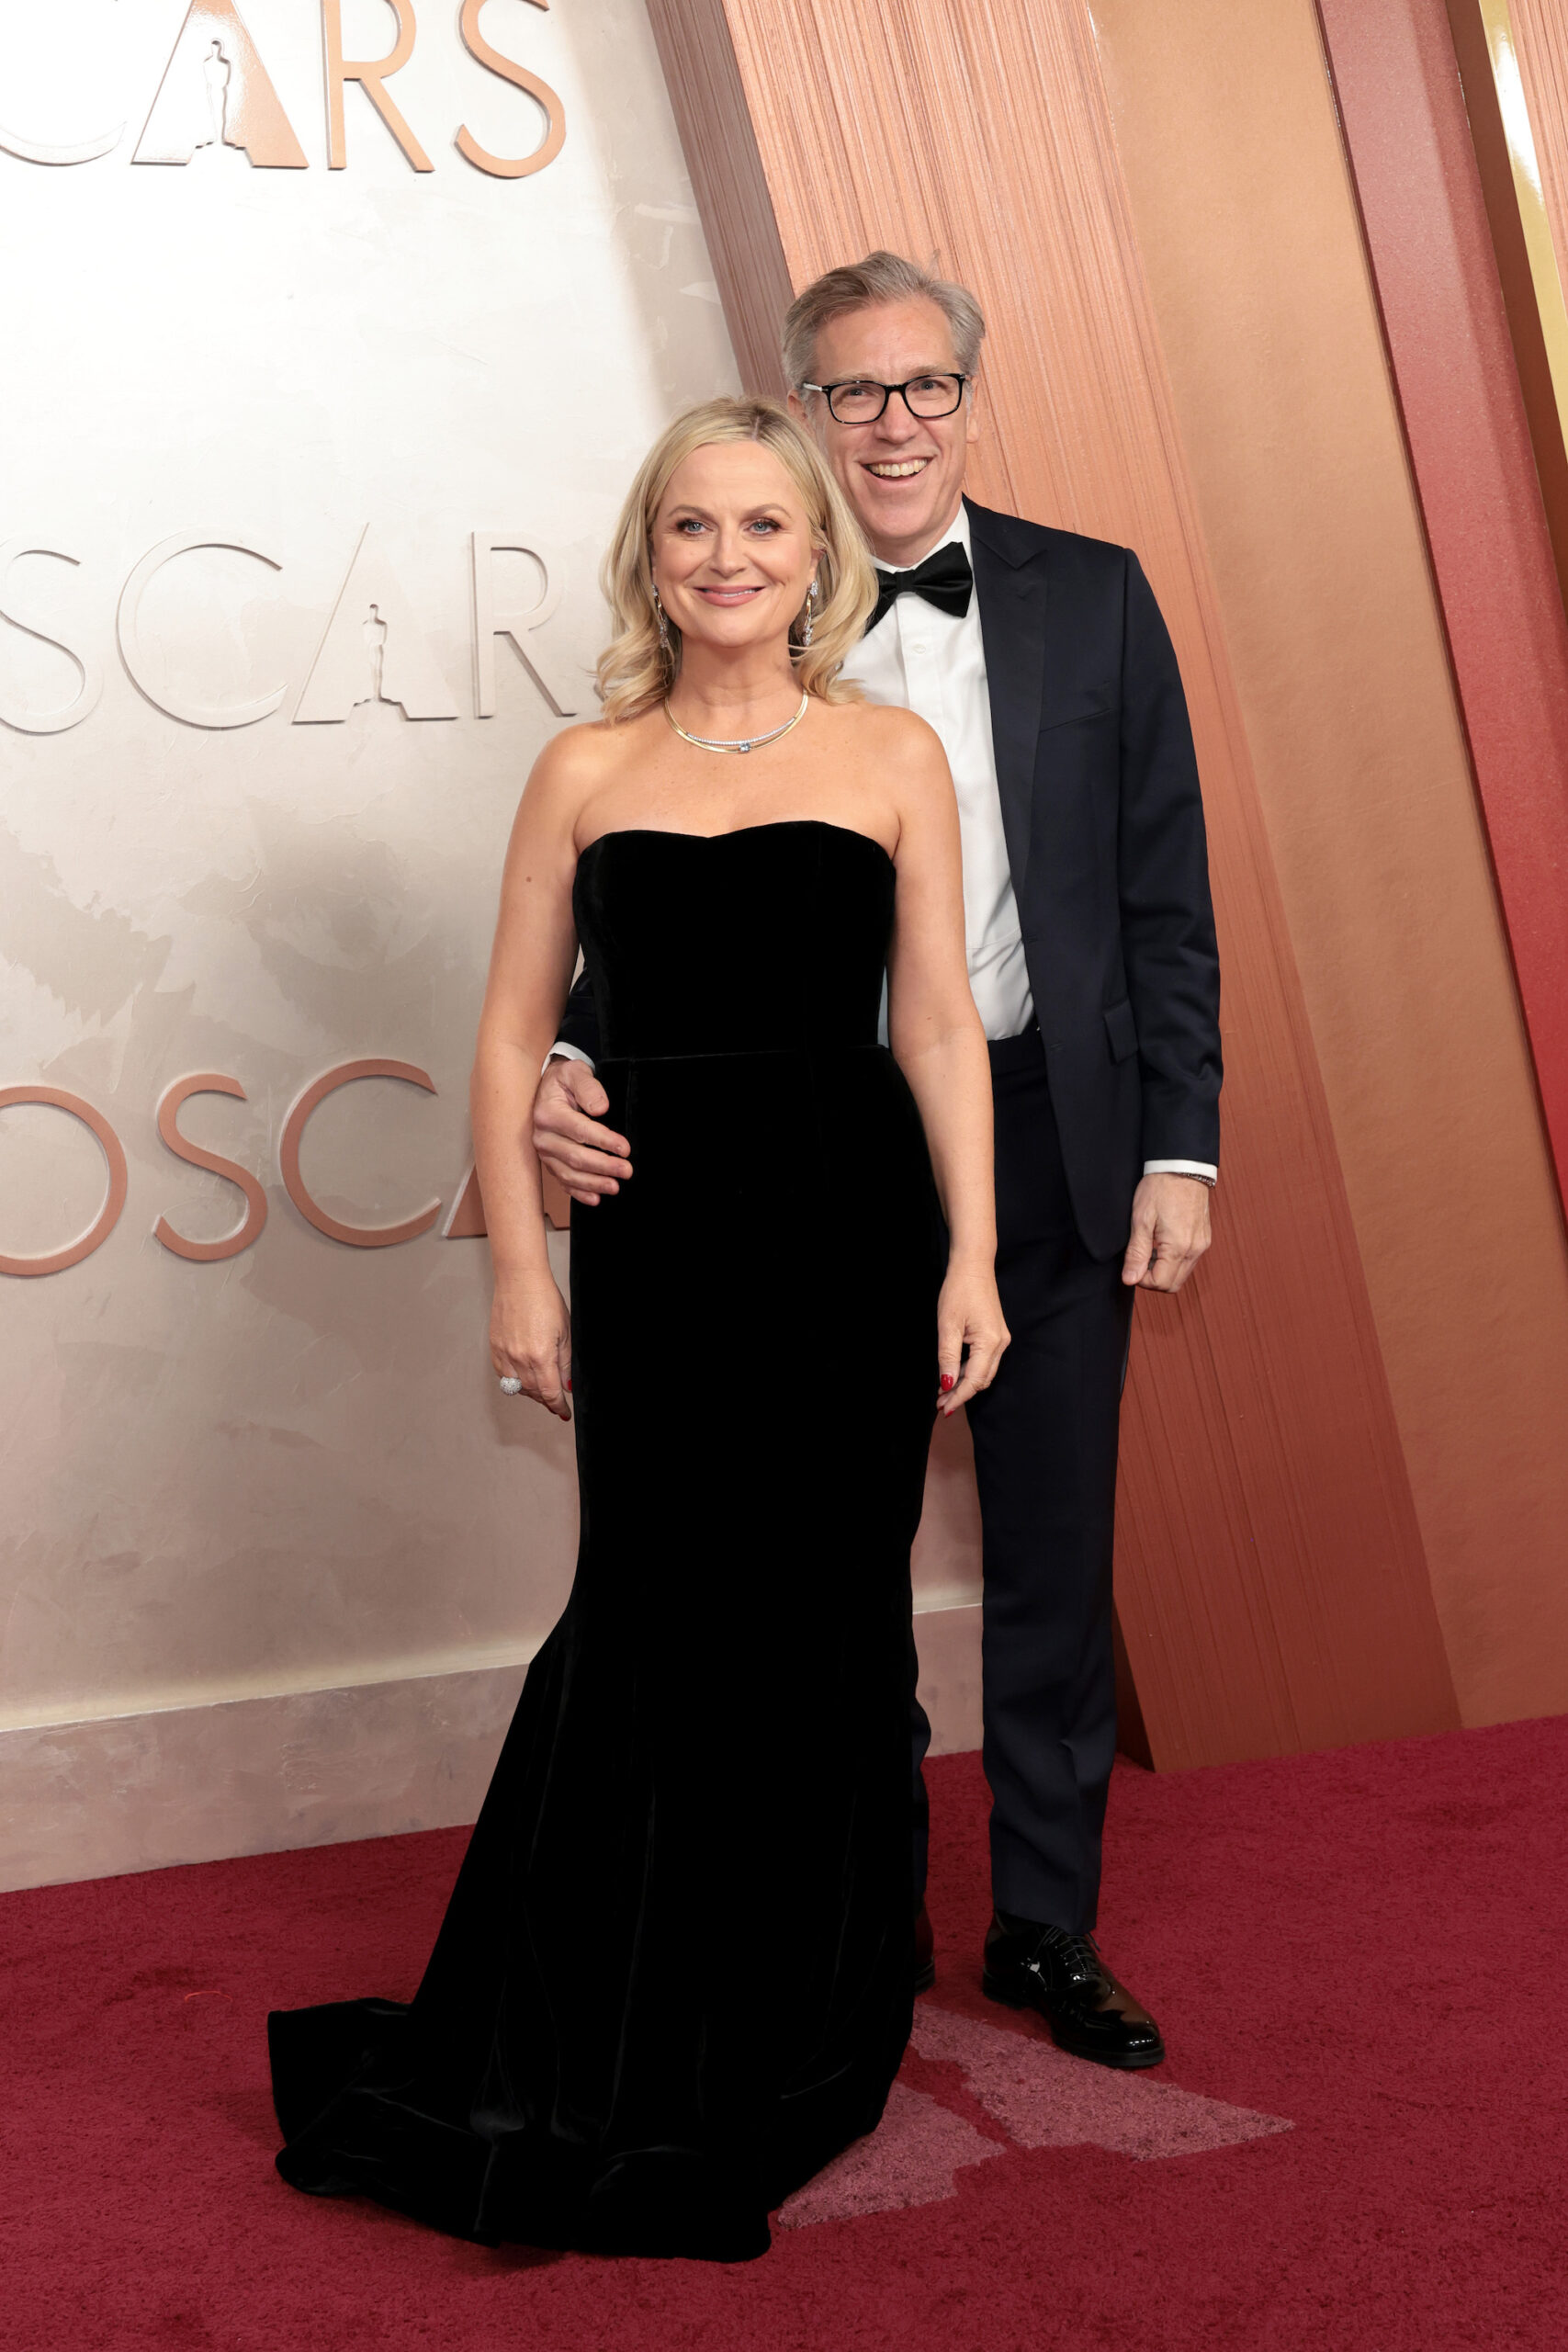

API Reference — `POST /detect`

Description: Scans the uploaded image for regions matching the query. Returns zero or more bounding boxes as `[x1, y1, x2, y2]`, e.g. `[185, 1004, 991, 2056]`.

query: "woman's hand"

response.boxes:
[491, 1277, 573, 1421]
[936, 1259, 1010, 1416]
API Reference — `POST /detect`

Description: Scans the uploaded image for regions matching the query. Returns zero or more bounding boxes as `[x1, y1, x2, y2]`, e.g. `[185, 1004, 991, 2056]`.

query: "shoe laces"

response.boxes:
[1032, 1927, 1106, 1991]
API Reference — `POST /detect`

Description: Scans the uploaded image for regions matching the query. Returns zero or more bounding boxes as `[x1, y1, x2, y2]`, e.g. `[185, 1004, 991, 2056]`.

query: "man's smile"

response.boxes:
[865, 458, 932, 478]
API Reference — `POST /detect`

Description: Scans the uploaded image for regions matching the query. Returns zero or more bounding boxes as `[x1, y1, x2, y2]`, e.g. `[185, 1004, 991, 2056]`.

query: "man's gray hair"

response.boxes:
[782, 251, 987, 392]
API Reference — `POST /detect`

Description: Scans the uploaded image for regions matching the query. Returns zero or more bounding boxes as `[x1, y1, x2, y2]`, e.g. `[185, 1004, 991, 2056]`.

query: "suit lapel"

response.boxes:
[966, 498, 1049, 895]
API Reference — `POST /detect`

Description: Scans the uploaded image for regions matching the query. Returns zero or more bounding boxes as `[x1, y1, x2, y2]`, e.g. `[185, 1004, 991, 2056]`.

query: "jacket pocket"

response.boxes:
[1038, 683, 1116, 733]
[1104, 999, 1139, 1064]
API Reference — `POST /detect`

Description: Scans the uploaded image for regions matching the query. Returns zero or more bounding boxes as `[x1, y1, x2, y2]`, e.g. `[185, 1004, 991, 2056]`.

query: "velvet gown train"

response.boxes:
[268, 820, 947, 2262]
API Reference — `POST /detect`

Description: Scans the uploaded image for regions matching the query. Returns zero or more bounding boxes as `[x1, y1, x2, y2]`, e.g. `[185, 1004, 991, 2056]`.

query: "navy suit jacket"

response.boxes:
[556, 497, 1222, 1261]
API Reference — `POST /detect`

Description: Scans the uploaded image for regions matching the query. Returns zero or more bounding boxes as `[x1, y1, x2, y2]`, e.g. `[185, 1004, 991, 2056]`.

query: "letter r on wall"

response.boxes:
[472, 534, 579, 716]
[321, 0, 432, 172]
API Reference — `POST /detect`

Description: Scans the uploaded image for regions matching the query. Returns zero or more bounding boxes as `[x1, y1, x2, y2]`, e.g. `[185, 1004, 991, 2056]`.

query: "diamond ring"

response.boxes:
[499, 1374, 523, 1396]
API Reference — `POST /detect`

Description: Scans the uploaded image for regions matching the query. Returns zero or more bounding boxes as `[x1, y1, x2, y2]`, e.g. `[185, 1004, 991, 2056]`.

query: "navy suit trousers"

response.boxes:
[911, 1025, 1134, 1933]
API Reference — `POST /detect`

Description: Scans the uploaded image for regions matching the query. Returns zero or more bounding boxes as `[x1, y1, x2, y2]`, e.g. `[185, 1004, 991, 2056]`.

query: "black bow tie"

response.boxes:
[867, 541, 974, 635]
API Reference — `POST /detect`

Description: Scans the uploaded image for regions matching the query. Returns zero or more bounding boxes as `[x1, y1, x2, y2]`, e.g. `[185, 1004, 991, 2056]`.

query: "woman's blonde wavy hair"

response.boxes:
[595, 395, 877, 724]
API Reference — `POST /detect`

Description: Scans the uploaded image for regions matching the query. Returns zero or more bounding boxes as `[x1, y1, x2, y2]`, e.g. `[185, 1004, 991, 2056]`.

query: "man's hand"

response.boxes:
[532, 1056, 632, 1206]
[1121, 1172, 1212, 1294]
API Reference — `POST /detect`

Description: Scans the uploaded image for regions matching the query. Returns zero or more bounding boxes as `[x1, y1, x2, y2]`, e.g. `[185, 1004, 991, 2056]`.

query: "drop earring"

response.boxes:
[653, 585, 670, 652]
[800, 577, 819, 650]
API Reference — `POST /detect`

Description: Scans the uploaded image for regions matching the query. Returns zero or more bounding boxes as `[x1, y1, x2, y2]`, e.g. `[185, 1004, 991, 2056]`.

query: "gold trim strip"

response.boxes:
[1477, 0, 1568, 455]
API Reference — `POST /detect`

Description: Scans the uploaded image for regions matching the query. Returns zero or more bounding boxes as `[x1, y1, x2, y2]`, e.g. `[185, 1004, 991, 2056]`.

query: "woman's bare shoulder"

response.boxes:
[525, 712, 660, 804]
[829, 702, 952, 805]
[530, 715, 631, 782]
[819, 696, 944, 759]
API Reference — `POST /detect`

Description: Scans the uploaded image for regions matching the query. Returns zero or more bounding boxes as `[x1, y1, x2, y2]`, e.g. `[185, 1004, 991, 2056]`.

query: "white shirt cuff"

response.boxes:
[1144, 1159, 1217, 1185]
[544, 1041, 596, 1076]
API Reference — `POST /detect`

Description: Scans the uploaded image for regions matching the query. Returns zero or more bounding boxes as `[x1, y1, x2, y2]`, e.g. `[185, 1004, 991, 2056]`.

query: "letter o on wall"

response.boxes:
[279, 1059, 442, 1246]
[0, 1087, 129, 1276]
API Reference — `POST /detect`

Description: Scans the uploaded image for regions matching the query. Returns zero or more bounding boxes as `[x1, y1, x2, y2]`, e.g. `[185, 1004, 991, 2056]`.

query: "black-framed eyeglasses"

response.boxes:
[799, 373, 971, 424]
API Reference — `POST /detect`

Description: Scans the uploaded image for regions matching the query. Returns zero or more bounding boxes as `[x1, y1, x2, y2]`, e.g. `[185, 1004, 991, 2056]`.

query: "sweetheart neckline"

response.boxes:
[578, 820, 895, 872]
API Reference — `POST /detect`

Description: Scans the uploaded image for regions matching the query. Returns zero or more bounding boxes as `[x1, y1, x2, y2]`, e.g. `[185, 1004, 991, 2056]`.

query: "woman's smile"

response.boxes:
[693, 582, 767, 605]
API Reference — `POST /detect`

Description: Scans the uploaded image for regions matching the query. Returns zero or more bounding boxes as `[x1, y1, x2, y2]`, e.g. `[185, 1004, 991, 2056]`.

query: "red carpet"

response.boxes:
[6, 1717, 1564, 2350]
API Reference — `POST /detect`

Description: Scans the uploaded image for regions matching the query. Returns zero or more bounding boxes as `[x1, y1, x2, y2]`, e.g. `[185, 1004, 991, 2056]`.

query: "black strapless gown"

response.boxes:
[268, 821, 946, 2262]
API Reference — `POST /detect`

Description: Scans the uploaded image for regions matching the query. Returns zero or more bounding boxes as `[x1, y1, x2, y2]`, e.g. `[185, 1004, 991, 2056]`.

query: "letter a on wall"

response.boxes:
[134, 1, 307, 169]
[295, 526, 459, 722]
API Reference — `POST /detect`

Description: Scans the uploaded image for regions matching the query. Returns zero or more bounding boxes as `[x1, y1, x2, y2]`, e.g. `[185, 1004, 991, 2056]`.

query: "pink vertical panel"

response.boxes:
[1316, 0, 1568, 1216]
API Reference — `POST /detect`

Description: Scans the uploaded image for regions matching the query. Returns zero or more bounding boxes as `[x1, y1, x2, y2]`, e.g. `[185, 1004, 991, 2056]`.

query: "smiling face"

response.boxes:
[649, 439, 819, 662]
[792, 296, 979, 567]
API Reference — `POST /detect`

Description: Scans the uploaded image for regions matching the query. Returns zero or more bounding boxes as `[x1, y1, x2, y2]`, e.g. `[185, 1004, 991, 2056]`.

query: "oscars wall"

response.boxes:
[0, 0, 765, 1890]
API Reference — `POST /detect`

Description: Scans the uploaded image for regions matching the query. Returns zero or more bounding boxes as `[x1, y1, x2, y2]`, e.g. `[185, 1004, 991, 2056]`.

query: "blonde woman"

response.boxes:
[268, 398, 1007, 2262]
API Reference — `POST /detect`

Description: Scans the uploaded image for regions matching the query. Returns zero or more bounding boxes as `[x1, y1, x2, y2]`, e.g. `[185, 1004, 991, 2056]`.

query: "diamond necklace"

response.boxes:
[662, 691, 808, 755]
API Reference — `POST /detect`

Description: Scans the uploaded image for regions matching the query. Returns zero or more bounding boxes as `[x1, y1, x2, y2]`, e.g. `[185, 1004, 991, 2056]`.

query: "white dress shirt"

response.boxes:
[554, 501, 1214, 1185]
[843, 504, 1215, 1185]
[840, 503, 1032, 1042]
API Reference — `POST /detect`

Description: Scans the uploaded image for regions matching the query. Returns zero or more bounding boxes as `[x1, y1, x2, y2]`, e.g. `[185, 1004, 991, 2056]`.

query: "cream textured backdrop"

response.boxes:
[0, 0, 981, 1890]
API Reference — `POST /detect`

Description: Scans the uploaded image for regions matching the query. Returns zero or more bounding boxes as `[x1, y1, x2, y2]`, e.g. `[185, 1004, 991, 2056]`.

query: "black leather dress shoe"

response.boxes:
[981, 1915, 1165, 2069]
[914, 1900, 936, 1995]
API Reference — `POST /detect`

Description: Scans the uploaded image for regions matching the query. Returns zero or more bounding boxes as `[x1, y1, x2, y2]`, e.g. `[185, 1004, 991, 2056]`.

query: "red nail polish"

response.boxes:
[565, 1379, 572, 1392]
[940, 1374, 954, 1392]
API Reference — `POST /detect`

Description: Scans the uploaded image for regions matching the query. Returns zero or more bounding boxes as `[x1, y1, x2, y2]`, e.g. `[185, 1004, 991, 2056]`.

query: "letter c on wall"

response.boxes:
[153, 1074, 269, 1262]
[117, 537, 286, 727]
[0, 115, 122, 166]
[280, 1059, 442, 1247]
[0, 1087, 128, 1277]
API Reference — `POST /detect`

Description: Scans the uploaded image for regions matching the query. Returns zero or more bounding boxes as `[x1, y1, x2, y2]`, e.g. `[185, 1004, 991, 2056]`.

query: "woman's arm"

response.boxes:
[883, 712, 1010, 1416]
[470, 730, 597, 1419]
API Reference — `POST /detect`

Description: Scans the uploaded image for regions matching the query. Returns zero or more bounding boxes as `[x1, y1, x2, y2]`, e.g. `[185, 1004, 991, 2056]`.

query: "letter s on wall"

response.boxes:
[456, 0, 565, 178]
[0, 542, 103, 734]
[153, 1075, 269, 1262]
[280, 1060, 442, 1248]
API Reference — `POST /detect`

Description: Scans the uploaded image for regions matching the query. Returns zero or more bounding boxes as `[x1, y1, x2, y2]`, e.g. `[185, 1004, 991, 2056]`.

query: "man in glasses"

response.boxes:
[533, 252, 1220, 2072]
